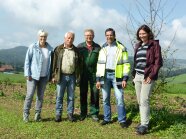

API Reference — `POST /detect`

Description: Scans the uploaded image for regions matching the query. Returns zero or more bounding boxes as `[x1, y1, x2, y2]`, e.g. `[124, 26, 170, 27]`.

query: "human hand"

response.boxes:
[143, 77, 152, 84]
[96, 82, 101, 89]
[52, 78, 56, 84]
[27, 76, 32, 81]
[122, 80, 127, 88]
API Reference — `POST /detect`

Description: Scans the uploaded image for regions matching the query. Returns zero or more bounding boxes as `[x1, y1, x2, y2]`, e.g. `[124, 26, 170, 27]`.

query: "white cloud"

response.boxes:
[172, 19, 186, 45]
[1, 0, 67, 26]
[160, 17, 186, 59]
[0, 37, 22, 49]
[0, 0, 186, 59]
[0, 0, 127, 48]
[0, 0, 125, 29]
[0, 38, 4, 44]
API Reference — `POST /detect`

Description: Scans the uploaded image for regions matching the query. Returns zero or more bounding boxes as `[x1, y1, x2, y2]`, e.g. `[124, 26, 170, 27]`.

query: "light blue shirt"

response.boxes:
[24, 41, 53, 80]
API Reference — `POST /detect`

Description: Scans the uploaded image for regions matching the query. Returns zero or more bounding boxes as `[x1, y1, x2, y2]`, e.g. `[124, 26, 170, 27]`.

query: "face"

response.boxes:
[105, 31, 115, 44]
[64, 33, 74, 48]
[139, 29, 149, 43]
[84, 31, 94, 43]
[39, 35, 47, 46]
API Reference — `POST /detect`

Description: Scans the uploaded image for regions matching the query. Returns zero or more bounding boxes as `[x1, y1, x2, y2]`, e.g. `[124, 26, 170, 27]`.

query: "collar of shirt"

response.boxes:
[64, 44, 73, 50]
[105, 41, 117, 47]
[86, 43, 92, 51]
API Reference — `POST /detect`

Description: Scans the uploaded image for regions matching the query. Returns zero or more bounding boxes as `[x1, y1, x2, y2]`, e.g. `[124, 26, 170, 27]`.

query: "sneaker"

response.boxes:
[55, 115, 62, 122]
[135, 123, 141, 130]
[68, 113, 75, 122]
[35, 113, 42, 122]
[80, 115, 86, 121]
[120, 122, 128, 128]
[92, 115, 99, 122]
[136, 125, 148, 135]
[23, 113, 29, 122]
[100, 120, 110, 126]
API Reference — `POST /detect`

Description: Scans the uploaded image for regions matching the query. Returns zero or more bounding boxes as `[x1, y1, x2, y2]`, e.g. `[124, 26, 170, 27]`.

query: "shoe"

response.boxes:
[135, 123, 141, 130]
[35, 113, 42, 122]
[136, 125, 148, 135]
[80, 115, 86, 121]
[23, 113, 29, 122]
[92, 115, 99, 122]
[101, 120, 110, 126]
[55, 115, 62, 122]
[68, 113, 75, 122]
[120, 122, 128, 128]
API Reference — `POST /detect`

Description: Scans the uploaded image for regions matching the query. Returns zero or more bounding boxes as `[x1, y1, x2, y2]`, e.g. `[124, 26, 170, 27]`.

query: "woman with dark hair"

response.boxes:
[132, 25, 163, 135]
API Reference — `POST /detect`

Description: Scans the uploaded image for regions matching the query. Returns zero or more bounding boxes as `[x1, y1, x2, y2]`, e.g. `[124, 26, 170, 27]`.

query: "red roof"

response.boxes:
[0, 65, 14, 72]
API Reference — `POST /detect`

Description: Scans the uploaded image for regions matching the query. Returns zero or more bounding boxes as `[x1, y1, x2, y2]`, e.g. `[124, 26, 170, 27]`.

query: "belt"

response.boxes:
[62, 72, 74, 75]
[106, 69, 115, 72]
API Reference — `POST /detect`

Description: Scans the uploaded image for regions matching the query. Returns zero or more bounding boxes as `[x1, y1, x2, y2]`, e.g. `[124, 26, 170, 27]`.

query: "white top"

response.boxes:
[40, 47, 49, 77]
[106, 45, 117, 70]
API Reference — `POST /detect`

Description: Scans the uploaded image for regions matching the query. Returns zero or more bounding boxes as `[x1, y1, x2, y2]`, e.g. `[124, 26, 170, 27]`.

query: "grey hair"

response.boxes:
[38, 29, 48, 37]
[84, 28, 94, 35]
[64, 31, 75, 38]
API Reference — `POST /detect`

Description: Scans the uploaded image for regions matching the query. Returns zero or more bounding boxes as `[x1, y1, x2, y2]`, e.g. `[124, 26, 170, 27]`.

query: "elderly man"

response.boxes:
[96, 28, 130, 128]
[77, 29, 101, 121]
[52, 31, 82, 122]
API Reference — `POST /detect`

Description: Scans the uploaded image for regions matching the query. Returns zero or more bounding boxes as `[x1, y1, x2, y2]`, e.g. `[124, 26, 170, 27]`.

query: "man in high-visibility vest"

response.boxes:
[96, 28, 130, 128]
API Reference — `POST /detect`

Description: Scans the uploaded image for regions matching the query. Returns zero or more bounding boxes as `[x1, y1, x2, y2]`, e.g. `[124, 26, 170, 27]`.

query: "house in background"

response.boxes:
[0, 65, 14, 72]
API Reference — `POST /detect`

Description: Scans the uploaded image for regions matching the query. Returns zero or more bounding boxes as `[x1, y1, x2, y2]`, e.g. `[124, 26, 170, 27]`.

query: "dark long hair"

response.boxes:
[136, 24, 154, 42]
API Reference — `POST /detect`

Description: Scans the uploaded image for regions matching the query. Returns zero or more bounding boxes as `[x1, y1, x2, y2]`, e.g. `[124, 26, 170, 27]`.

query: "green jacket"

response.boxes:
[52, 44, 82, 83]
[77, 41, 101, 73]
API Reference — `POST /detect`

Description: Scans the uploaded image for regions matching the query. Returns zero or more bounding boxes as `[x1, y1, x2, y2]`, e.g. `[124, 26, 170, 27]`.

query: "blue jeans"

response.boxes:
[23, 77, 48, 115]
[101, 71, 126, 123]
[56, 74, 75, 116]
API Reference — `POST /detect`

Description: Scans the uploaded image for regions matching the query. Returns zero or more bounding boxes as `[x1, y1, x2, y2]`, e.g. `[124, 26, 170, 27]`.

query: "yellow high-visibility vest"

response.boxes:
[96, 41, 130, 79]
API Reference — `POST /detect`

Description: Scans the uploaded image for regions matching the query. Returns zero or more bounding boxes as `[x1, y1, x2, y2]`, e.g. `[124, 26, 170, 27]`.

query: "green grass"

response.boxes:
[0, 73, 186, 139]
[165, 74, 186, 94]
[0, 72, 25, 83]
[0, 99, 154, 139]
[167, 74, 186, 84]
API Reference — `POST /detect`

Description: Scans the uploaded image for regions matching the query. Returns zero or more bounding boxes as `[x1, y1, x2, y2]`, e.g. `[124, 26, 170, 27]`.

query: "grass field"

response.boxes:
[166, 74, 186, 95]
[167, 74, 186, 84]
[0, 72, 25, 83]
[0, 73, 185, 139]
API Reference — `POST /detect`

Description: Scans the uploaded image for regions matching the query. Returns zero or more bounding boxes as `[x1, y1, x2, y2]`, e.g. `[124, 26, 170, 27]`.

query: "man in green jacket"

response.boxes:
[77, 29, 101, 121]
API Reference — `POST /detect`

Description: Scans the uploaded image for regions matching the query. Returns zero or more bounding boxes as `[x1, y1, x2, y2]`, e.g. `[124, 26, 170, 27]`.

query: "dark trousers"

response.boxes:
[80, 72, 99, 116]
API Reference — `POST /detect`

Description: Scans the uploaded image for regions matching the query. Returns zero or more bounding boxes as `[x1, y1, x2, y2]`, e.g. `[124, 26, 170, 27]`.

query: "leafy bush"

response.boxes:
[0, 91, 5, 97]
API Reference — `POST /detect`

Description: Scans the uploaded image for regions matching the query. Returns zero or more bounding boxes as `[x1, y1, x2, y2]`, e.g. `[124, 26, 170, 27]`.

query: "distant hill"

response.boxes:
[0, 46, 186, 71]
[0, 46, 28, 67]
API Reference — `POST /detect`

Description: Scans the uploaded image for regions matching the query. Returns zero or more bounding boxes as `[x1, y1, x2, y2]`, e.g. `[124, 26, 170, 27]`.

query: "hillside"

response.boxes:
[0, 46, 186, 70]
[0, 46, 28, 67]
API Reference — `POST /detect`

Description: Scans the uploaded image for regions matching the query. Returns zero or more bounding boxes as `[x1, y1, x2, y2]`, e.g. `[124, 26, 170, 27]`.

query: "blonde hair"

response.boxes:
[38, 29, 48, 37]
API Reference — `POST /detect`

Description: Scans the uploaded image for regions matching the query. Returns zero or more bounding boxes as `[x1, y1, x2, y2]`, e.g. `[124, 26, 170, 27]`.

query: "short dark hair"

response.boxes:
[136, 24, 154, 42]
[105, 28, 115, 36]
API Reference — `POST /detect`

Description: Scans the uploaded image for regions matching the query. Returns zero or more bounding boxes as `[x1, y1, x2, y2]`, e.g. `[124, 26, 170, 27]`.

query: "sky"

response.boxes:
[0, 0, 186, 59]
